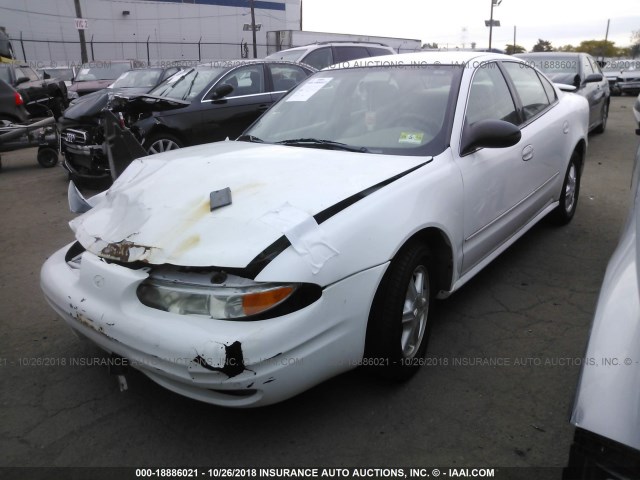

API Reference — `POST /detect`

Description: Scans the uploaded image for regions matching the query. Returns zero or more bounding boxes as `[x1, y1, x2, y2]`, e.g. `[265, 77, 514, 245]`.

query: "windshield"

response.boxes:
[245, 65, 462, 156]
[111, 69, 162, 88]
[75, 63, 132, 81]
[148, 67, 225, 101]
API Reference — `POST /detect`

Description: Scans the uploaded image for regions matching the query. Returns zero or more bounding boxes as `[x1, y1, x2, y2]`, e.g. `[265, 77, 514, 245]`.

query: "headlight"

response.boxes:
[136, 267, 317, 320]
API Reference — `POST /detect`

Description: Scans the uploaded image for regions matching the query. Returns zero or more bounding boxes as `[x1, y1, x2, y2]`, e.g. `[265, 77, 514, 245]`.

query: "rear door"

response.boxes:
[266, 63, 313, 101]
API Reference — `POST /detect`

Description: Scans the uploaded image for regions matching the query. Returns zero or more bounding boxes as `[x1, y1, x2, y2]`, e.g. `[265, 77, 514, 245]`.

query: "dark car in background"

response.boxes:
[0, 78, 29, 123]
[59, 67, 182, 183]
[265, 41, 396, 70]
[121, 59, 315, 153]
[516, 52, 610, 133]
[67, 60, 145, 100]
[0, 63, 68, 118]
[59, 60, 313, 184]
[68, 66, 182, 105]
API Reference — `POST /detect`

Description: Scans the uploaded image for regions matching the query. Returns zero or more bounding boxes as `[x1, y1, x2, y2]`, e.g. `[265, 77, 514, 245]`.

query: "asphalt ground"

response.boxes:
[1, 95, 639, 478]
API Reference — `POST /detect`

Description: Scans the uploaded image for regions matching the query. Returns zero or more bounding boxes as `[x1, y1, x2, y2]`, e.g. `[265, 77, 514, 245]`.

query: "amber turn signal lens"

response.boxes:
[242, 286, 295, 316]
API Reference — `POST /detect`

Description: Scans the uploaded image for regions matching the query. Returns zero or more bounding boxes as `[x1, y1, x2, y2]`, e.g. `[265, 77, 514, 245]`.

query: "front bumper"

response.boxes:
[41, 244, 386, 407]
[620, 81, 640, 95]
[61, 143, 110, 179]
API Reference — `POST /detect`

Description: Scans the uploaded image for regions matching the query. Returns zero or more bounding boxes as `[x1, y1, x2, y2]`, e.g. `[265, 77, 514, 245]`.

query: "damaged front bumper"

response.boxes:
[41, 243, 386, 407]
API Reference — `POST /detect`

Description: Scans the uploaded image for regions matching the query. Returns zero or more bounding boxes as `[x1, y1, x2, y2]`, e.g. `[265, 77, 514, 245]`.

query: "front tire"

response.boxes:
[365, 242, 433, 381]
[550, 151, 581, 225]
[143, 133, 183, 155]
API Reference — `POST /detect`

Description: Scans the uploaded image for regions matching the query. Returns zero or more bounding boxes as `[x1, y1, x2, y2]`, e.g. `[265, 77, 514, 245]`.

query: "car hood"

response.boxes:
[62, 91, 109, 121]
[111, 93, 191, 114]
[70, 141, 427, 269]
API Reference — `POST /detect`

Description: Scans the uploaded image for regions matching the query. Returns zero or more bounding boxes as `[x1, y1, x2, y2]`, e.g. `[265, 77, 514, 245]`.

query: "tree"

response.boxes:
[505, 44, 525, 55]
[575, 39, 618, 58]
[422, 42, 439, 49]
[532, 39, 553, 52]
[557, 44, 576, 52]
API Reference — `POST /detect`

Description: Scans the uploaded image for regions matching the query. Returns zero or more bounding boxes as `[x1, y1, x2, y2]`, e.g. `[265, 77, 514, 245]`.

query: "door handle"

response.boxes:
[522, 144, 534, 161]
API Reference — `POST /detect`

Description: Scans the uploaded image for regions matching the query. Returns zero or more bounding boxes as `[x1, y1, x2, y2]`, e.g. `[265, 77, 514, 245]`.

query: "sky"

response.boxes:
[301, 0, 639, 51]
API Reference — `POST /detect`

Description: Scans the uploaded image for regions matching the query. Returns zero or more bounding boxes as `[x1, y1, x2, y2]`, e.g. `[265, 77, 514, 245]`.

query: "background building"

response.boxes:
[0, 0, 301, 63]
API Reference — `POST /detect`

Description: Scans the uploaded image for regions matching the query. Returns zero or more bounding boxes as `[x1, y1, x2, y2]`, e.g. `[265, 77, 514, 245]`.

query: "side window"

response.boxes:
[465, 62, 518, 126]
[333, 46, 370, 63]
[582, 56, 595, 76]
[502, 62, 551, 121]
[219, 65, 265, 97]
[267, 64, 308, 92]
[537, 72, 557, 104]
[587, 56, 601, 75]
[301, 47, 333, 70]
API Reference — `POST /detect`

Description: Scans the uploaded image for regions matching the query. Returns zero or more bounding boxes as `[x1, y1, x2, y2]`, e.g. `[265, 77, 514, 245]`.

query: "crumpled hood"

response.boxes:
[70, 141, 427, 268]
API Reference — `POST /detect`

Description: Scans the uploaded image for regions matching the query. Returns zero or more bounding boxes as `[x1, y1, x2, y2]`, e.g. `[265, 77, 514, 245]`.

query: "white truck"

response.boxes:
[266, 30, 421, 56]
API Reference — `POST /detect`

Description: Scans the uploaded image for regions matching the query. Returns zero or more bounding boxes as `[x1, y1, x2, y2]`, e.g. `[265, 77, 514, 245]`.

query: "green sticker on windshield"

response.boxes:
[399, 132, 424, 145]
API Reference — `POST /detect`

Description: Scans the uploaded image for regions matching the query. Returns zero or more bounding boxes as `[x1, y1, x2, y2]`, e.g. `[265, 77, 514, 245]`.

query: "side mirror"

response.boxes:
[460, 119, 521, 156]
[15, 76, 29, 86]
[573, 74, 581, 88]
[584, 73, 603, 84]
[43, 71, 51, 79]
[210, 83, 234, 100]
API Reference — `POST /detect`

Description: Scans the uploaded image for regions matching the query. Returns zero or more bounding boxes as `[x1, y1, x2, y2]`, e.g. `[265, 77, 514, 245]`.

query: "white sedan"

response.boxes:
[41, 52, 589, 407]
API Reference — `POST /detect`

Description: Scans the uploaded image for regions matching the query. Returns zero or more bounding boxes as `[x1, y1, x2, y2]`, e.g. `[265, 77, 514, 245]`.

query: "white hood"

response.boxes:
[70, 141, 426, 268]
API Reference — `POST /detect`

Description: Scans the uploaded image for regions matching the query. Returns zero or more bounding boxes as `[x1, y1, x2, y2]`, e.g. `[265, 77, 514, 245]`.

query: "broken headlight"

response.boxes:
[136, 267, 310, 320]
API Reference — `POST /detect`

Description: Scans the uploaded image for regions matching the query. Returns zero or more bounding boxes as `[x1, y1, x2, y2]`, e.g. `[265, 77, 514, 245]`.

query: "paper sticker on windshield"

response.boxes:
[286, 77, 332, 102]
[399, 132, 424, 145]
[80, 68, 90, 75]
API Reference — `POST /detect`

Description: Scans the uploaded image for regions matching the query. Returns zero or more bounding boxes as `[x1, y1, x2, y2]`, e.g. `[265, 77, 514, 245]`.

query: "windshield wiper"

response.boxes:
[275, 138, 369, 153]
[237, 134, 265, 143]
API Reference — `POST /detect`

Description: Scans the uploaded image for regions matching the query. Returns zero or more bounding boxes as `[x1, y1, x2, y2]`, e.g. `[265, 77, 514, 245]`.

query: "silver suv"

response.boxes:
[265, 42, 395, 70]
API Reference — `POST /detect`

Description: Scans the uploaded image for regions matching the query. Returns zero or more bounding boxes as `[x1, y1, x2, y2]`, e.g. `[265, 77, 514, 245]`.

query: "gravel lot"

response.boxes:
[1, 95, 639, 476]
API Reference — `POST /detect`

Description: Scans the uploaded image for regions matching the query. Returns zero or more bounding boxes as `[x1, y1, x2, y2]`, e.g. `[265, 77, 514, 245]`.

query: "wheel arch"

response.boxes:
[573, 138, 587, 175]
[143, 125, 185, 147]
[393, 226, 455, 296]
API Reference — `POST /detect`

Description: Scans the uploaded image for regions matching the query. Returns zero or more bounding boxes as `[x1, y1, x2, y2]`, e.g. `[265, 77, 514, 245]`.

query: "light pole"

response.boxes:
[487, 0, 502, 51]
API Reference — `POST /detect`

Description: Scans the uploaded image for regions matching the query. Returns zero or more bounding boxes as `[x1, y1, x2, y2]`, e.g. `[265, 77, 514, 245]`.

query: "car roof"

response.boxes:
[197, 59, 316, 70]
[322, 50, 521, 69]
[516, 52, 587, 57]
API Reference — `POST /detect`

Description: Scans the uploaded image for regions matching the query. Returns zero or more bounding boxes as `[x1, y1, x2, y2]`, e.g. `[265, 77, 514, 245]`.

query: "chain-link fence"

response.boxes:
[10, 36, 267, 64]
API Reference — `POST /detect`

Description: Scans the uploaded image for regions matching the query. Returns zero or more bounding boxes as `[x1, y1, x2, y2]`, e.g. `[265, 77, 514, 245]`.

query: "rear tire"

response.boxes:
[365, 242, 433, 381]
[593, 101, 608, 134]
[550, 151, 581, 225]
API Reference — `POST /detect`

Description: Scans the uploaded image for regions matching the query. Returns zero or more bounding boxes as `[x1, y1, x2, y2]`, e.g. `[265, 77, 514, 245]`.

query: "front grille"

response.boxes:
[62, 128, 89, 145]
